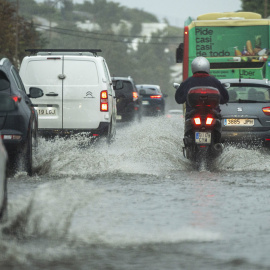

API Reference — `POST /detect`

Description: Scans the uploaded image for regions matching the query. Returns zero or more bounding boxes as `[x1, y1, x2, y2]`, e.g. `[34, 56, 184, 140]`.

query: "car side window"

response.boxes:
[11, 66, 26, 93]
[0, 71, 10, 91]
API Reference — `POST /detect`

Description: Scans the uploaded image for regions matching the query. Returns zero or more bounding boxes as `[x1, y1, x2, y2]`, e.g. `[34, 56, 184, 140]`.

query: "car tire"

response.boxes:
[0, 172, 8, 223]
[24, 128, 33, 176]
[33, 120, 38, 148]
[135, 110, 142, 122]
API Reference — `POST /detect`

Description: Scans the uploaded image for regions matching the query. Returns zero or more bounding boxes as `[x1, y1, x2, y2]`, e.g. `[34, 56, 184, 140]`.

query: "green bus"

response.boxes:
[176, 12, 270, 81]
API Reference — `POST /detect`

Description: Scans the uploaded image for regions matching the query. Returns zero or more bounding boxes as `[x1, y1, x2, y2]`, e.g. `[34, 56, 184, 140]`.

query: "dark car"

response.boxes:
[112, 76, 142, 122]
[0, 58, 43, 175]
[219, 78, 270, 147]
[0, 135, 8, 222]
[0, 95, 16, 222]
[136, 84, 167, 116]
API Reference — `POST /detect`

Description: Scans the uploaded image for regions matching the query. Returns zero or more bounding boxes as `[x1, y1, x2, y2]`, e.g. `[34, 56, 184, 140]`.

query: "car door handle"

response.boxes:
[46, 92, 58, 96]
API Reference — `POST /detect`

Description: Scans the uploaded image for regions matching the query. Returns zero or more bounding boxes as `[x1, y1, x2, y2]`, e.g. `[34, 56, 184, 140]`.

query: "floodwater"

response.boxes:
[1, 116, 270, 270]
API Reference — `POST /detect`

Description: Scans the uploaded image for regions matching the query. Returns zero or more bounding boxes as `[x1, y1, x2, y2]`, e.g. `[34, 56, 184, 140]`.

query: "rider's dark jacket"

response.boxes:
[175, 73, 229, 114]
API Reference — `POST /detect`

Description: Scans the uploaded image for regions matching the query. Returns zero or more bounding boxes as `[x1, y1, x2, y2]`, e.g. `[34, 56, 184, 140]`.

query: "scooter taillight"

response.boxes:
[206, 117, 214, 125]
[194, 117, 201, 125]
[193, 116, 214, 126]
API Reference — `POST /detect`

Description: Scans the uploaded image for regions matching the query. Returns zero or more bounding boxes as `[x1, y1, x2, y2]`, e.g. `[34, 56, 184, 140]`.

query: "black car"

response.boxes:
[136, 84, 167, 116]
[112, 76, 142, 122]
[0, 58, 43, 175]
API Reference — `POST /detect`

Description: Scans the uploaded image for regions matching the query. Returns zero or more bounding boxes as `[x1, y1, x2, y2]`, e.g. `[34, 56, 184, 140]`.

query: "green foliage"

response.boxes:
[13, 0, 182, 98]
[241, 0, 269, 18]
[0, 0, 45, 66]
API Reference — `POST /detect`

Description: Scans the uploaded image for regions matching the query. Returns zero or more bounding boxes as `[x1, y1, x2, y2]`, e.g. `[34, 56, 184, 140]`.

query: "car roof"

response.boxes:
[168, 109, 183, 113]
[0, 58, 12, 70]
[111, 76, 133, 81]
[25, 49, 101, 56]
[220, 78, 270, 86]
[137, 84, 160, 88]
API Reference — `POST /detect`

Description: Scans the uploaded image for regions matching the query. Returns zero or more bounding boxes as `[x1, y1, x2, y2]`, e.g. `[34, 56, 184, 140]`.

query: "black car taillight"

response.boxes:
[133, 92, 138, 101]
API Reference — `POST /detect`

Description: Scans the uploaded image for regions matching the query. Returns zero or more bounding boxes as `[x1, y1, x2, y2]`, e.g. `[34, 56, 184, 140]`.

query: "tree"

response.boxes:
[0, 0, 45, 66]
[241, 0, 269, 18]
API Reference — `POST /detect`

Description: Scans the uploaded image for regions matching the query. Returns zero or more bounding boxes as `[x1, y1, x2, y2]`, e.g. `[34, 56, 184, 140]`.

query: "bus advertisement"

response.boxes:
[176, 12, 270, 81]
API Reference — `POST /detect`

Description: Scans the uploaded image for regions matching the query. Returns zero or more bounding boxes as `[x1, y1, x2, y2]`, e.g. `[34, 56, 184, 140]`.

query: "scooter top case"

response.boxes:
[187, 87, 220, 109]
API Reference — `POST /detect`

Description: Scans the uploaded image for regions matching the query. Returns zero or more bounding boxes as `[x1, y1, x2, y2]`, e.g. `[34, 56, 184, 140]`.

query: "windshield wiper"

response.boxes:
[237, 99, 269, 103]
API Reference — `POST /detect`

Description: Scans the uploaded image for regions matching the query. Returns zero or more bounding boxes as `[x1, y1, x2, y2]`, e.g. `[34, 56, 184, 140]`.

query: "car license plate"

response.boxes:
[224, 119, 254, 126]
[36, 107, 57, 116]
[116, 115, 122, 120]
[142, 101, 149, 105]
[195, 132, 211, 144]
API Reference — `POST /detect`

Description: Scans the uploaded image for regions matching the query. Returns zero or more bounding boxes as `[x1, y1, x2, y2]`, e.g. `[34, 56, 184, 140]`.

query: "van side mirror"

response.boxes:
[28, 87, 44, 98]
[176, 43, 184, 63]
[0, 94, 17, 112]
[113, 80, 123, 90]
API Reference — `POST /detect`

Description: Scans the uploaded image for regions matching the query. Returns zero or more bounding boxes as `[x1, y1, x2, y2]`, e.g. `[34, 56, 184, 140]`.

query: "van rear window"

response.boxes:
[65, 60, 99, 85]
[23, 60, 99, 86]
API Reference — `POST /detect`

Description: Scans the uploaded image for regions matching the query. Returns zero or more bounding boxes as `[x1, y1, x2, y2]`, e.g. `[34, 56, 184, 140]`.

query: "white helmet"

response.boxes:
[191, 57, 210, 74]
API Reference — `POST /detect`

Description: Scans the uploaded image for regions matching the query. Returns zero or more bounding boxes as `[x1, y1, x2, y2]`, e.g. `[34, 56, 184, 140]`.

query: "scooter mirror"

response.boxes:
[223, 82, 230, 89]
[173, 83, 180, 89]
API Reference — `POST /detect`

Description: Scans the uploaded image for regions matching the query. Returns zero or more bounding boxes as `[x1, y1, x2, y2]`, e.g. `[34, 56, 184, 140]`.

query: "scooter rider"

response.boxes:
[175, 56, 229, 118]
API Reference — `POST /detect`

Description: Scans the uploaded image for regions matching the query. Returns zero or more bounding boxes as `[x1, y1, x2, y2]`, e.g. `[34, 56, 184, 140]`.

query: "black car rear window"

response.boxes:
[227, 83, 270, 103]
[0, 71, 10, 91]
[115, 81, 134, 92]
[138, 87, 158, 95]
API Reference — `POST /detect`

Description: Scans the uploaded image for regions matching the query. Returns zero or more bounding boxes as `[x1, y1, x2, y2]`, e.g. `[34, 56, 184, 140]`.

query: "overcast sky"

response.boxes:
[108, 0, 242, 27]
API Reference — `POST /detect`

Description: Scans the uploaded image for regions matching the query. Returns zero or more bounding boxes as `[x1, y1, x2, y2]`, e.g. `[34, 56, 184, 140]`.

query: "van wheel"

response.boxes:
[106, 118, 115, 145]
[0, 172, 8, 222]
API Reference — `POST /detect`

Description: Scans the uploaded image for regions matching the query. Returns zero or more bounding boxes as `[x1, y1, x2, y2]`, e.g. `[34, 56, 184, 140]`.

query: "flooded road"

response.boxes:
[1, 117, 270, 270]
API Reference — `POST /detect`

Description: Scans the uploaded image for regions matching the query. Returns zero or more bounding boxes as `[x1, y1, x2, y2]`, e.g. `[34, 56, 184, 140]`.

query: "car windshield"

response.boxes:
[227, 83, 270, 103]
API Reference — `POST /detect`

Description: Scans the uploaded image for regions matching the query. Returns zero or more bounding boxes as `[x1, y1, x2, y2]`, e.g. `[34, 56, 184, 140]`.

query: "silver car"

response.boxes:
[220, 79, 270, 147]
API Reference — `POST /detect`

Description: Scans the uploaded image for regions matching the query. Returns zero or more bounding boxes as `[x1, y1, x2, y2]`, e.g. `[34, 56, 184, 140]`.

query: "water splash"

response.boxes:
[32, 117, 187, 177]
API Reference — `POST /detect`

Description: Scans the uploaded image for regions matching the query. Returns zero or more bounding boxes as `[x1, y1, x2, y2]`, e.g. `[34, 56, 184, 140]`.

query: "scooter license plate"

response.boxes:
[195, 132, 211, 144]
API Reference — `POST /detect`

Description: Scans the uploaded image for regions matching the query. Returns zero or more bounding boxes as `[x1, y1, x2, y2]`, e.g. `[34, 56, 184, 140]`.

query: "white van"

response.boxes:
[19, 49, 116, 142]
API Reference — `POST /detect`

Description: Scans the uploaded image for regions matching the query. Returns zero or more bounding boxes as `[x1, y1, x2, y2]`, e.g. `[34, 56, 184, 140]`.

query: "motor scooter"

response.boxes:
[182, 86, 223, 169]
